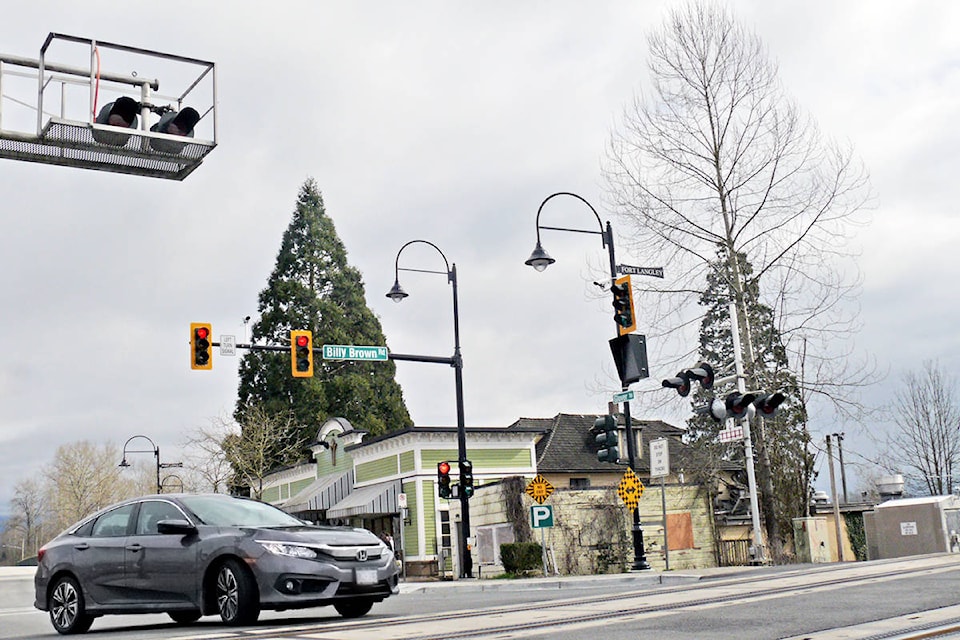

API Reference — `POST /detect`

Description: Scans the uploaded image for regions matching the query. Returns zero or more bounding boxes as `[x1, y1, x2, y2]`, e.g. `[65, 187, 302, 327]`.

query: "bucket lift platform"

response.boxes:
[0, 33, 217, 180]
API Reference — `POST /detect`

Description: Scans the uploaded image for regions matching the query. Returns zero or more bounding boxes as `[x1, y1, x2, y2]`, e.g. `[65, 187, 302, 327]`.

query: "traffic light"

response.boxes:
[291, 330, 314, 378]
[592, 415, 620, 464]
[753, 392, 786, 418]
[611, 275, 636, 336]
[460, 460, 474, 498]
[662, 362, 714, 397]
[724, 392, 757, 419]
[190, 323, 212, 370]
[437, 461, 452, 499]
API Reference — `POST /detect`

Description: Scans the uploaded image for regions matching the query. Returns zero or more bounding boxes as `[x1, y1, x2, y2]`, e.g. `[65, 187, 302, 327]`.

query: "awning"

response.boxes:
[325, 480, 401, 520]
[282, 470, 353, 515]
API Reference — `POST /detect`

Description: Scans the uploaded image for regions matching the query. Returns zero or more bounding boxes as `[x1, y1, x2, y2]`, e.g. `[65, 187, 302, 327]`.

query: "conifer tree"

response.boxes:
[235, 179, 412, 454]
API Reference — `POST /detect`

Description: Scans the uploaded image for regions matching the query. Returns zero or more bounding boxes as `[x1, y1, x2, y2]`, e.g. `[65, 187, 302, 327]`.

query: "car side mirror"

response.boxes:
[156, 519, 198, 535]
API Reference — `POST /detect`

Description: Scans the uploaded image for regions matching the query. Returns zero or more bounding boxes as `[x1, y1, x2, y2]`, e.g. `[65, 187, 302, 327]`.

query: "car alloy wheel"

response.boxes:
[215, 559, 260, 625]
[49, 575, 94, 634]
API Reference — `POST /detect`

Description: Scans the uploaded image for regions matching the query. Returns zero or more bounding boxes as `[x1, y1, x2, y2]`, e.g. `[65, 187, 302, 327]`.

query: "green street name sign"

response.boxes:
[322, 345, 388, 361]
[612, 390, 635, 403]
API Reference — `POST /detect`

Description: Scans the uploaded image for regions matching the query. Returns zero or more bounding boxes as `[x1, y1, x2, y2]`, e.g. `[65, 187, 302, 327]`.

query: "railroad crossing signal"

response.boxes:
[525, 475, 555, 505]
[617, 468, 644, 512]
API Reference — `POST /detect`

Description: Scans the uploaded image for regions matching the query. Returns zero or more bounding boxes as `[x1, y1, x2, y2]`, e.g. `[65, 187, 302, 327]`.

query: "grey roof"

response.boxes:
[514, 413, 727, 475]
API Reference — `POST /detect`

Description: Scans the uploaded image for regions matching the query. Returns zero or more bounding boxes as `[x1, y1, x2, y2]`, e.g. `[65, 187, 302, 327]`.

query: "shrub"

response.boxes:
[500, 542, 542, 574]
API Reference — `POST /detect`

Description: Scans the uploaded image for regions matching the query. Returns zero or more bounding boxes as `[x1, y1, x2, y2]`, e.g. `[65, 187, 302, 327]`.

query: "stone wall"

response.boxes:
[459, 478, 718, 576]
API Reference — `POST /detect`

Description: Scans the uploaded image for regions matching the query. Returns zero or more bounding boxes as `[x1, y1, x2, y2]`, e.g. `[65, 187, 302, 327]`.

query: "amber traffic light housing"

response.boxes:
[190, 323, 212, 370]
[291, 330, 314, 377]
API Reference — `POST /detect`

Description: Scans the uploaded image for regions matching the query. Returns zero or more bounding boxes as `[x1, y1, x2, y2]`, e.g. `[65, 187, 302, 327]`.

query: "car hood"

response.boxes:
[247, 525, 382, 547]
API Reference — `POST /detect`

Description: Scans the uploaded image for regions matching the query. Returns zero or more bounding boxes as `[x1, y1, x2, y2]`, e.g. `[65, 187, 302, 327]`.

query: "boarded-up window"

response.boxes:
[476, 523, 515, 565]
[666, 512, 694, 550]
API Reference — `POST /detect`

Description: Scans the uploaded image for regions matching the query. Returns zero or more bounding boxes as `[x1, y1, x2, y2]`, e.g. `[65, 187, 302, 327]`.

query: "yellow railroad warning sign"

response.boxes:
[525, 474, 555, 505]
[617, 468, 644, 512]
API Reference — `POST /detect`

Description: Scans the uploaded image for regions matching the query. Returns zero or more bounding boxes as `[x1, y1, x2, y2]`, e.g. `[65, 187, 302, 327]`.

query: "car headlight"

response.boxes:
[256, 541, 318, 559]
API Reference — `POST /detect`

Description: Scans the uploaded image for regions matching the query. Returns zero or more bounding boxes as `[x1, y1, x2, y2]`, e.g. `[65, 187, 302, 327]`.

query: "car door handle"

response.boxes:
[126, 543, 143, 553]
[74, 543, 89, 551]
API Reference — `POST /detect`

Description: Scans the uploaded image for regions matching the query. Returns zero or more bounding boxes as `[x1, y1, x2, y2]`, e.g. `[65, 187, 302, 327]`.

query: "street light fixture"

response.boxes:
[119, 435, 182, 495]
[525, 191, 650, 571]
[386, 239, 472, 578]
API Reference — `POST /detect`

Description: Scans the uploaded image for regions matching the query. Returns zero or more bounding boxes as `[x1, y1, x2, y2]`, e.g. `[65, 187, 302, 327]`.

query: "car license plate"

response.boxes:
[355, 569, 377, 585]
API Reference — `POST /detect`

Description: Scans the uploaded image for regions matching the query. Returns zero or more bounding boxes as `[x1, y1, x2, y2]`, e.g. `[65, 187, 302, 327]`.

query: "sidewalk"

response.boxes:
[398, 565, 760, 595]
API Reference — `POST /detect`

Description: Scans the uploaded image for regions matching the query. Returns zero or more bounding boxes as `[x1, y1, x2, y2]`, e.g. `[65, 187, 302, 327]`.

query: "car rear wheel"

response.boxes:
[48, 575, 94, 634]
[168, 610, 202, 624]
[215, 559, 260, 625]
[334, 598, 374, 618]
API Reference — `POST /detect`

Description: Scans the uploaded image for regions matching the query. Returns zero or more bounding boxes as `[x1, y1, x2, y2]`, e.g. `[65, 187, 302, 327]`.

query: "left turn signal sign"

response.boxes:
[191, 323, 213, 370]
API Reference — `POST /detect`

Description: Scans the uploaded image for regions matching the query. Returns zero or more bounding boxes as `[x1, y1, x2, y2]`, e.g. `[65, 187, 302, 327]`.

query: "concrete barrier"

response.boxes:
[0, 567, 37, 610]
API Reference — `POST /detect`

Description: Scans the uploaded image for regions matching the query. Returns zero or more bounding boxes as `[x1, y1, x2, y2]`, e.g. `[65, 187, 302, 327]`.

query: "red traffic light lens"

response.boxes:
[195, 327, 209, 340]
[438, 461, 450, 475]
[296, 335, 310, 347]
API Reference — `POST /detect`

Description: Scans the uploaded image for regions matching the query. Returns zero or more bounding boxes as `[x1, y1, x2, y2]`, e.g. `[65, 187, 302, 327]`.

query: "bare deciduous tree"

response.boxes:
[219, 404, 308, 500]
[180, 414, 237, 494]
[886, 361, 960, 496]
[603, 0, 875, 550]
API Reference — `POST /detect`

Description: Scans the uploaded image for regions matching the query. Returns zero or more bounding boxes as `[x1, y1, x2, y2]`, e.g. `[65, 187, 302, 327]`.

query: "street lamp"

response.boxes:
[386, 239, 472, 579]
[525, 191, 651, 571]
[119, 435, 182, 495]
[160, 474, 185, 493]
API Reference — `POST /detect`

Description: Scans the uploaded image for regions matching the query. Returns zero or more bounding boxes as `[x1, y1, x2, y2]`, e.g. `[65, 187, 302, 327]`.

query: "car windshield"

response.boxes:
[179, 496, 304, 527]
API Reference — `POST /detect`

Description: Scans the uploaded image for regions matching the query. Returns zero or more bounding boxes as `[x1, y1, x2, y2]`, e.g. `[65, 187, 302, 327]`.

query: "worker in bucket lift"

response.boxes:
[92, 96, 139, 146]
[149, 107, 200, 154]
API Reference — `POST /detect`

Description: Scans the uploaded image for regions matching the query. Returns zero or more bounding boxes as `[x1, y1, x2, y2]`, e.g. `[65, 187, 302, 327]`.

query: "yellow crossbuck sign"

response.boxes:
[617, 468, 644, 512]
[525, 474, 555, 505]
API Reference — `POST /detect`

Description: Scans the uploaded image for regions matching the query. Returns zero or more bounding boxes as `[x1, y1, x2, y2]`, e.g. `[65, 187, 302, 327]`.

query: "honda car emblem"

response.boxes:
[356, 549, 367, 561]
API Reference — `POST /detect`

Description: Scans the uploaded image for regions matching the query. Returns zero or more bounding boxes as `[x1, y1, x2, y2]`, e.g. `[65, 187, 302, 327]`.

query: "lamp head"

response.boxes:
[525, 241, 555, 272]
[386, 279, 408, 303]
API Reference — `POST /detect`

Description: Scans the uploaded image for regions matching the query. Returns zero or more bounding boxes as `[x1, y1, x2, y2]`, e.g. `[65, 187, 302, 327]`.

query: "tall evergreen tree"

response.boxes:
[687, 249, 812, 549]
[235, 179, 412, 453]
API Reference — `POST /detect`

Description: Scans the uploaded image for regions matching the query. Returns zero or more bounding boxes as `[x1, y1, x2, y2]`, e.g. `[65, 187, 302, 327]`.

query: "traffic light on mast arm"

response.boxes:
[291, 330, 314, 378]
[437, 461, 452, 499]
[611, 275, 636, 336]
[591, 415, 620, 464]
[190, 323, 212, 370]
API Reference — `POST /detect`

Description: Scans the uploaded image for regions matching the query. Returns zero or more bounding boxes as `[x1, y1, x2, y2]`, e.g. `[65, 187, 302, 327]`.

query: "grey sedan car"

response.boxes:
[34, 493, 399, 634]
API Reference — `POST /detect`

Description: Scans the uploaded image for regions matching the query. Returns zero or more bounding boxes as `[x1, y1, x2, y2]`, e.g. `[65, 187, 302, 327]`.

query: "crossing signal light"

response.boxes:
[460, 460, 474, 498]
[662, 362, 714, 397]
[190, 323, 212, 370]
[725, 392, 757, 419]
[611, 275, 636, 336]
[437, 461, 452, 499]
[753, 392, 786, 418]
[291, 330, 314, 378]
[591, 415, 620, 464]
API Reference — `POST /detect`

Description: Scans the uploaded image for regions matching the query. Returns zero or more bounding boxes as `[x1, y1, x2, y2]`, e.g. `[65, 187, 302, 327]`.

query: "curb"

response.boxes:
[398, 572, 703, 594]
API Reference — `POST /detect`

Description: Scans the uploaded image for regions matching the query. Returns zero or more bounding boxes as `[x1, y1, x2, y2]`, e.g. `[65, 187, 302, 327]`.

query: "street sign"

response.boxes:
[612, 390, 635, 403]
[219, 335, 236, 356]
[530, 505, 554, 528]
[650, 438, 670, 478]
[322, 344, 388, 361]
[617, 264, 664, 279]
[719, 425, 744, 442]
[525, 474, 555, 505]
[617, 468, 644, 512]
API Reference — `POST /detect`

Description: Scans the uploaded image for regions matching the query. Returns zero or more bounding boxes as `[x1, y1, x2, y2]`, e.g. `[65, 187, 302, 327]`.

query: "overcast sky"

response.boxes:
[2, 1, 958, 516]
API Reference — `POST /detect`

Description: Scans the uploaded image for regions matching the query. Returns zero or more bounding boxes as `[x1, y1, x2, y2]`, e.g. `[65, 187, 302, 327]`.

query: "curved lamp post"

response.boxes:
[160, 474, 184, 493]
[119, 435, 182, 495]
[387, 239, 472, 578]
[525, 191, 650, 571]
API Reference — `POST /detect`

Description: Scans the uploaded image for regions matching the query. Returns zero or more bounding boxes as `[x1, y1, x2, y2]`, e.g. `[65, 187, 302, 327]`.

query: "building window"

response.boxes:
[439, 510, 451, 550]
[570, 478, 591, 489]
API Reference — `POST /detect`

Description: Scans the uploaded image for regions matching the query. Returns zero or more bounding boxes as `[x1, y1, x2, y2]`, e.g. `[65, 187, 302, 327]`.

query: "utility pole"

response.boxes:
[834, 432, 848, 503]
[826, 435, 845, 561]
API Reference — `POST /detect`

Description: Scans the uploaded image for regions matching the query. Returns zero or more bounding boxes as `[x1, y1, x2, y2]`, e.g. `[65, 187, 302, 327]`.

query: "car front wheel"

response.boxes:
[48, 575, 94, 635]
[214, 559, 260, 625]
[334, 598, 374, 618]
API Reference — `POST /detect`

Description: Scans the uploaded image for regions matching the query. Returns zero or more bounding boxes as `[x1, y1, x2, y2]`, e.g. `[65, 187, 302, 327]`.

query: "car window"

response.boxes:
[180, 495, 304, 527]
[135, 500, 189, 535]
[91, 504, 135, 537]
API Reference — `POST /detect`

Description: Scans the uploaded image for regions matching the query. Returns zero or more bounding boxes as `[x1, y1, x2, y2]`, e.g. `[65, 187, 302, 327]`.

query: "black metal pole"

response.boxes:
[604, 221, 650, 571]
[154, 446, 161, 495]
[450, 264, 472, 578]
